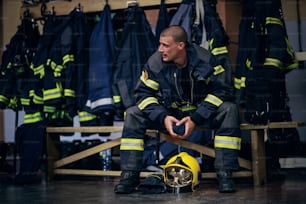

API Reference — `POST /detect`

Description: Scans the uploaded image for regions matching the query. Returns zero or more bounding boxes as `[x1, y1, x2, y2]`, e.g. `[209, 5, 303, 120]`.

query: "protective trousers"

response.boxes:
[120, 102, 241, 172]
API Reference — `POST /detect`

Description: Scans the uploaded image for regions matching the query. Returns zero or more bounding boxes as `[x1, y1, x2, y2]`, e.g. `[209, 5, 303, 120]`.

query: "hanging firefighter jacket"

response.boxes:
[234, 0, 300, 166]
[86, 4, 115, 116]
[169, 0, 195, 42]
[202, 1, 233, 88]
[234, 0, 298, 124]
[0, 11, 42, 124]
[155, 0, 171, 41]
[30, 9, 92, 128]
[112, 4, 158, 113]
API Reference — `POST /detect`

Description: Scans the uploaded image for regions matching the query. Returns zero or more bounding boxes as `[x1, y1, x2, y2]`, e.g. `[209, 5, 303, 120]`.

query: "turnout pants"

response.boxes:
[120, 102, 241, 172]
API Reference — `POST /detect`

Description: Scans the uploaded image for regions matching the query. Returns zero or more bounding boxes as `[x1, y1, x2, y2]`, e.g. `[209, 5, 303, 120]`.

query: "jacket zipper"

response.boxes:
[173, 70, 194, 105]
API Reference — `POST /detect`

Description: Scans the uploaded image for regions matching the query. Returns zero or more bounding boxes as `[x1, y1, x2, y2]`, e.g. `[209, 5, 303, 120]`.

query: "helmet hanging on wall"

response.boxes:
[163, 152, 201, 193]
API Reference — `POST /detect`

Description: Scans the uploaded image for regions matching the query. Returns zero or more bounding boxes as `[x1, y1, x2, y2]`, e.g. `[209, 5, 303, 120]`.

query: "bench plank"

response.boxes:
[45, 121, 305, 185]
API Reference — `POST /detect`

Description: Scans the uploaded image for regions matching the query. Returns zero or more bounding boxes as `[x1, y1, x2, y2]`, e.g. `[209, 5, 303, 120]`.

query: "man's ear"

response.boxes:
[178, 41, 186, 50]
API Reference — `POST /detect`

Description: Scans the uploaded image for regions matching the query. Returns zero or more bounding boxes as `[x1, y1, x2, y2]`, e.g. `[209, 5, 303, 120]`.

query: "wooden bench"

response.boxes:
[45, 121, 305, 186]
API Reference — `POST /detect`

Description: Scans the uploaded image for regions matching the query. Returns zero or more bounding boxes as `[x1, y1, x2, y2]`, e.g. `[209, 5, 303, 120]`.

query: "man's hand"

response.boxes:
[164, 115, 179, 137]
[164, 116, 196, 139]
[176, 116, 195, 139]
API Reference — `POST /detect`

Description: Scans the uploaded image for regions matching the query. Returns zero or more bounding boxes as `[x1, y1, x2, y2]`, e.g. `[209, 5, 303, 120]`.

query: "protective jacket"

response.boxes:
[135, 43, 234, 126]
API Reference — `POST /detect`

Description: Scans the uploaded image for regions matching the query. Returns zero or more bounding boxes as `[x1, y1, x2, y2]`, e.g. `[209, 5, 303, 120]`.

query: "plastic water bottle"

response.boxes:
[99, 140, 112, 171]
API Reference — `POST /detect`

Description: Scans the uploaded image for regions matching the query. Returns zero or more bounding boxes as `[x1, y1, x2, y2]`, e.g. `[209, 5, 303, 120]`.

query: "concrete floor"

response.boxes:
[1, 168, 306, 204]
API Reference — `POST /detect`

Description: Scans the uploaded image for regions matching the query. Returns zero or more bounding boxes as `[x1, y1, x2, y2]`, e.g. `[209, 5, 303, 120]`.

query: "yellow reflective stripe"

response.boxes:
[44, 105, 56, 113]
[138, 97, 159, 110]
[113, 95, 121, 103]
[241, 77, 246, 88]
[20, 98, 30, 106]
[266, 17, 283, 26]
[211, 46, 228, 56]
[120, 138, 144, 151]
[246, 58, 251, 69]
[264, 57, 282, 68]
[140, 71, 159, 91]
[0, 95, 9, 104]
[204, 94, 223, 107]
[63, 54, 74, 65]
[78, 111, 97, 122]
[179, 105, 196, 112]
[214, 135, 241, 150]
[213, 65, 225, 75]
[24, 112, 44, 124]
[64, 89, 75, 97]
[33, 94, 44, 104]
[234, 77, 241, 89]
[43, 82, 63, 101]
[31, 63, 45, 78]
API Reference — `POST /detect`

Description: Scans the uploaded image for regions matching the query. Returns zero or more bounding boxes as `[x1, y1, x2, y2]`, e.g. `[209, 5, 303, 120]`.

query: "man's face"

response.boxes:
[158, 36, 184, 62]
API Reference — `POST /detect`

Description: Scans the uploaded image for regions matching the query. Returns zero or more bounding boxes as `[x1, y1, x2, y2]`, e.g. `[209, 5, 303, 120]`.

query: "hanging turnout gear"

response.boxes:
[234, 0, 300, 175]
[234, 0, 298, 125]
[0, 10, 42, 124]
[112, 4, 158, 113]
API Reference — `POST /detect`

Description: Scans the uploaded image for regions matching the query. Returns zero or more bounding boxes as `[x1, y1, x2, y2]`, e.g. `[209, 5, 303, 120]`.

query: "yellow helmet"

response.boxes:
[163, 152, 201, 193]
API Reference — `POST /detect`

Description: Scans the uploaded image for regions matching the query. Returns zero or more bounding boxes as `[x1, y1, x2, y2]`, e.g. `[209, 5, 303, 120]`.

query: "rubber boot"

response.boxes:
[216, 169, 236, 193]
[114, 171, 140, 194]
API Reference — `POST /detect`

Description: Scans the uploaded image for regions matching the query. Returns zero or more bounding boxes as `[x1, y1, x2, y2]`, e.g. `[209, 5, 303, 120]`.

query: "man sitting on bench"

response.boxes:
[114, 25, 242, 194]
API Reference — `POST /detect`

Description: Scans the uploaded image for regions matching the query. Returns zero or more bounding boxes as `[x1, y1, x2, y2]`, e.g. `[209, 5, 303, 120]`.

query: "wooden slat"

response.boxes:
[53, 169, 252, 178]
[46, 126, 123, 133]
[54, 138, 121, 168]
[46, 121, 305, 134]
[20, 0, 182, 18]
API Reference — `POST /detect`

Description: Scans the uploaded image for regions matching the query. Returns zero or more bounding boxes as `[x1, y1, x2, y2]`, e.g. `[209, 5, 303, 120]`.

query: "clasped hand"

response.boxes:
[164, 115, 195, 139]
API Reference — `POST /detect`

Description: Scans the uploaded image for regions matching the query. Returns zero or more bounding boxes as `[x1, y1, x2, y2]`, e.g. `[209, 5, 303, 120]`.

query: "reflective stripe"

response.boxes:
[241, 77, 246, 88]
[31, 63, 45, 78]
[44, 105, 56, 113]
[24, 112, 44, 124]
[33, 94, 44, 104]
[214, 135, 241, 150]
[140, 71, 159, 91]
[266, 17, 282, 26]
[204, 94, 223, 107]
[43, 82, 63, 101]
[211, 46, 228, 56]
[86, 97, 113, 109]
[20, 98, 30, 106]
[0, 95, 9, 104]
[264, 57, 282, 68]
[64, 89, 75, 97]
[113, 95, 121, 103]
[213, 65, 225, 75]
[234, 77, 241, 89]
[120, 138, 144, 151]
[78, 111, 97, 122]
[179, 105, 196, 112]
[138, 97, 159, 110]
[63, 54, 74, 65]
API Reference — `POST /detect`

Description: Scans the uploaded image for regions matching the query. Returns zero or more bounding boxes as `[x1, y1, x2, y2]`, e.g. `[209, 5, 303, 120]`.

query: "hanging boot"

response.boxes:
[216, 169, 236, 193]
[114, 170, 140, 194]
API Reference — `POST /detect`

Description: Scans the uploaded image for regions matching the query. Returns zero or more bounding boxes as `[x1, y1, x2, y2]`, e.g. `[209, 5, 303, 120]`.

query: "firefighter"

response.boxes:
[114, 25, 241, 194]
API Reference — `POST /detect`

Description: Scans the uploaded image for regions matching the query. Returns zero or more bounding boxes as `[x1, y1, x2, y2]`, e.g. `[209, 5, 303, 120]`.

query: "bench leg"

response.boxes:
[251, 129, 267, 185]
[46, 133, 60, 180]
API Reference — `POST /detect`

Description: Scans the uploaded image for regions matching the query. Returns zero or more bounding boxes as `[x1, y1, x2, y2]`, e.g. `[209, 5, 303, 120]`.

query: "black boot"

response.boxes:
[114, 171, 140, 194]
[216, 169, 236, 193]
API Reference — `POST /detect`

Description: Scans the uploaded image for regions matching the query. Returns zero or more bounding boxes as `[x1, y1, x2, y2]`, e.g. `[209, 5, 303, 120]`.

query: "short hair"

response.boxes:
[160, 25, 187, 43]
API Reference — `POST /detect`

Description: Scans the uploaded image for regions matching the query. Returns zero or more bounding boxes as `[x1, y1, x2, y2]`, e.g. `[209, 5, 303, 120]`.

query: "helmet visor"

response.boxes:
[164, 166, 193, 188]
